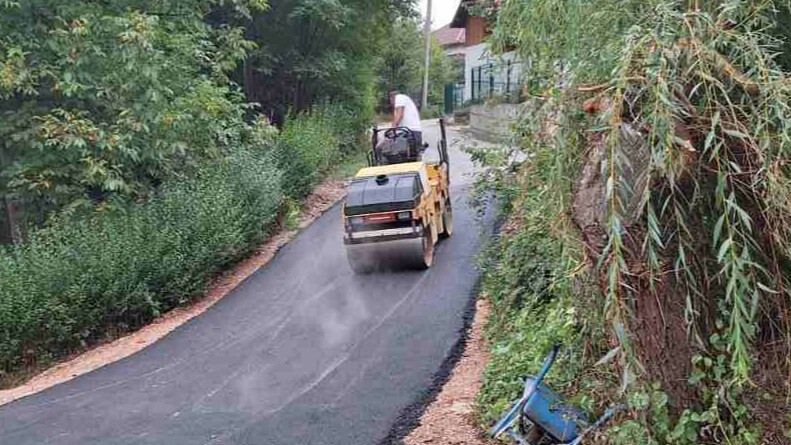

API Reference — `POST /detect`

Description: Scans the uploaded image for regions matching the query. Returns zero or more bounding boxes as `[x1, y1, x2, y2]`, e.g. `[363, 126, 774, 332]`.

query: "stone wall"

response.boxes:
[469, 103, 520, 144]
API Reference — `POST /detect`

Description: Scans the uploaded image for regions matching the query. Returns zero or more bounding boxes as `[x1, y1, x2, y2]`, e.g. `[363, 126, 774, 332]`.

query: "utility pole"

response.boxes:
[421, 0, 432, 109]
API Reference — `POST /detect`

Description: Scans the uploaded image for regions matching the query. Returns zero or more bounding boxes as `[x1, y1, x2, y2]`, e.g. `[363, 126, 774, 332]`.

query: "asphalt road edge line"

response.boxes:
[378, 276, 482, 445]
[378, 192, 503, 445]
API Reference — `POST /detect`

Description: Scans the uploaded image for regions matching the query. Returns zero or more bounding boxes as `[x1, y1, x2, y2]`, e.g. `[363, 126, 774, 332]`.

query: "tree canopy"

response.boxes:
[234, 0, 416, 122]
[373, 17, 459, 111]
[0, 1, 269, 215]
[0, 0, 420, 223]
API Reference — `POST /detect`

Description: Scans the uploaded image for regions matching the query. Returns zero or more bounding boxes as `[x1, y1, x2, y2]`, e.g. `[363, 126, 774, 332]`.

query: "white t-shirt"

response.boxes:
[394, 94, 421, 132]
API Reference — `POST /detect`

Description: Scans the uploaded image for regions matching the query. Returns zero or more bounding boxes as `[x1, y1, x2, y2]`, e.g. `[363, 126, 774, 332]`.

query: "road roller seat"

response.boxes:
[375, 137, 419, 165]
[373, 127, 428, 166]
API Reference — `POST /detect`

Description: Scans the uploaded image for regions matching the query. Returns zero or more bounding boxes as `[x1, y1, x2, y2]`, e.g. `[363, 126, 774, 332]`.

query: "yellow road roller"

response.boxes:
[343, 120, 452, 273]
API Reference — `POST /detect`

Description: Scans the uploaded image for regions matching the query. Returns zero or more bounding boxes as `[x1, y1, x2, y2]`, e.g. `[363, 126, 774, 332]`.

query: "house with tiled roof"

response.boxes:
[433, 25, 466, 57]
[450, 1, 522, 103]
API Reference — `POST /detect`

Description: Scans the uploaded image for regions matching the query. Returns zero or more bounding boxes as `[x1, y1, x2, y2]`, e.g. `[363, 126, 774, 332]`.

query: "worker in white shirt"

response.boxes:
[389, 89, 422, 149]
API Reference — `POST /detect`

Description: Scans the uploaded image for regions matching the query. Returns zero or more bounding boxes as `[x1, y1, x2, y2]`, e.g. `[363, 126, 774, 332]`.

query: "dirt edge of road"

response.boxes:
[0, 179, 348, 407]
[401, 298, 496, 445]
[378, 290, 496, 445]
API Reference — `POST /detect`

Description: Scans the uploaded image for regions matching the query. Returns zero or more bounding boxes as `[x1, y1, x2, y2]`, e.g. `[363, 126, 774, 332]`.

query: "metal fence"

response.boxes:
[444, 83, 465, 115]
[470, 59, 524, 103]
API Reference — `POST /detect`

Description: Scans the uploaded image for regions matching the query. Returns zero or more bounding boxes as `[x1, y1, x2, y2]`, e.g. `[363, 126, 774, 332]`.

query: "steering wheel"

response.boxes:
[383, 127, 414, 140]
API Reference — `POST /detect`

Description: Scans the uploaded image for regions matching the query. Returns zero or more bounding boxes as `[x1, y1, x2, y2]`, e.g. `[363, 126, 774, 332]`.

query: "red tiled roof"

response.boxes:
[433, 26, 466, 47]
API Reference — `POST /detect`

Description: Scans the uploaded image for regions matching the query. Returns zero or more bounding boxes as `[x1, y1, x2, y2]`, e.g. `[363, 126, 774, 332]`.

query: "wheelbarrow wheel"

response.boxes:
[519, 418, 545, 445]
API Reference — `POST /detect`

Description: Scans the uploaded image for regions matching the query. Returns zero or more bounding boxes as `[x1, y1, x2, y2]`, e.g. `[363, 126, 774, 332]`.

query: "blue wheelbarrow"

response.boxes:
[488, 344, 625, 445]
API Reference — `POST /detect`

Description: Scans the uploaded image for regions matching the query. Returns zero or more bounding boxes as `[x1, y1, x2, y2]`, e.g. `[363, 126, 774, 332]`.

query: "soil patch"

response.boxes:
[0, 179, 348, 407]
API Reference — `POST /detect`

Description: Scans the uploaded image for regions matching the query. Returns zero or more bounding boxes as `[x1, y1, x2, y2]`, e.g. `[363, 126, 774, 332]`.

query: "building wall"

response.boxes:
[462, 44, 522, 101]
[463, 43, 487, 100]
[465, 16, 489, 46]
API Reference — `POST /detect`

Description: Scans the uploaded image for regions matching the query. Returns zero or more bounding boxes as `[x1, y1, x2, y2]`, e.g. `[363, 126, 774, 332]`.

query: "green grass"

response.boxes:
[475, 177, 604, 426]
[328, 149, 369, 180]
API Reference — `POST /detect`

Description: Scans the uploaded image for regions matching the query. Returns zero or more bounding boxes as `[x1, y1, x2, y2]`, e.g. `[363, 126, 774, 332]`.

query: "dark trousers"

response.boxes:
[411, 131, 423, 150]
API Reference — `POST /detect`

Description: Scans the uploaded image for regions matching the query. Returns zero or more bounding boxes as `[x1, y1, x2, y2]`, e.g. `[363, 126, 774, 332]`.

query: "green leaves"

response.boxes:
[472, 134, 612, 427]
[0, 1, 259, 212]
[374, 18, 423, 99]
[373, 17, 455, 108]
[483, 0, 791, 442]
[0, 46, 38, 99]
[236, 0, 404, 121]
[274, 103, 358, 198]
[289, 0, 351, 30]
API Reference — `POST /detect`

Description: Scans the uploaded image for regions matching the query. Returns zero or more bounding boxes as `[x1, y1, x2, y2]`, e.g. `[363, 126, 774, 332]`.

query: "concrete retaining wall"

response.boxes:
[470, 103, 520, 144]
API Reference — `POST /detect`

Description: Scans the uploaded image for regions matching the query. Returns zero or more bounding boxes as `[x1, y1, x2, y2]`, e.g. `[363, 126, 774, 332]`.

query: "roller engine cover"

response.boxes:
[345, 172, 423, 216]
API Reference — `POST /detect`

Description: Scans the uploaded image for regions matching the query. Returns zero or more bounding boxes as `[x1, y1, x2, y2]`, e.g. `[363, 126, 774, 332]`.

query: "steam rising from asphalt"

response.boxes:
[226, 234, 377, 413]
[301, 281, 371, 349]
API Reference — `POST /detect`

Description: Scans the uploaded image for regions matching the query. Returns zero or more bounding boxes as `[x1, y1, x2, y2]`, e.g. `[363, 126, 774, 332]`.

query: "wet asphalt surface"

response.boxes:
[0, 121, 496, 445]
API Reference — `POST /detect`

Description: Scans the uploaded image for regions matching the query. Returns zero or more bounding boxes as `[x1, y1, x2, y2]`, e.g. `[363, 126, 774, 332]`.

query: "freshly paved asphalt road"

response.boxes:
[0, 121, 495, 445]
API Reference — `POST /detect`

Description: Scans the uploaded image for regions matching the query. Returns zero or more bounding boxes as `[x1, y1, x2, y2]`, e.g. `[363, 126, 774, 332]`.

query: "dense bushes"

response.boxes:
[474, 149, 613, 426]
[476, 0, 791, 442]
[274, 104, 362, 198]
[0, 148, 281, 377]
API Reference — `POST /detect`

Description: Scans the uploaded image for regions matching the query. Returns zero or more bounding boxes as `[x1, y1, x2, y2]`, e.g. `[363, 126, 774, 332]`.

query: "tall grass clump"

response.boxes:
[0, 149, 282, 382]
[275, 103, 363, 198]
[479, 0, 791, 441]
